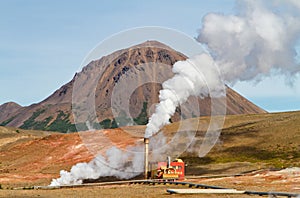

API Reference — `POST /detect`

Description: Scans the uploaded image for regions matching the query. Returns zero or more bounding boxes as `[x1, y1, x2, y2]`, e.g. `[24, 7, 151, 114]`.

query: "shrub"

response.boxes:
[20, 109, 46, 129]
[100, 119, 112, 129]
[0, 116, 16, 126]
[133, 102, 148, 125]
[46, 111, 75, 133]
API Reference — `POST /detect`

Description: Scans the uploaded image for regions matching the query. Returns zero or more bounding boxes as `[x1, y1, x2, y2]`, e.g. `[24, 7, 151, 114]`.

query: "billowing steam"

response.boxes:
[198, 0, 300, 83]
[50, 146, 143, 186]
[145, 53, 225, 138]
[146, 0, 300, 138]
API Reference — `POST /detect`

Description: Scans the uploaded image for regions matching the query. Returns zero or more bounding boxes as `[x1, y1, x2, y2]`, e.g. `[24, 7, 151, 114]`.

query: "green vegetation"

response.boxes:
[111, 119, 118, 128]
[100, 119, 112, 129]
[16, 101, 152, 132]
[92, 118, 124, 129]
[96, 102, 150, 128]
[32, 116, 53, 130]
[20, 109, 47, 130]
[46, 111, 76, 133]
[20, 109, 76, 133]
[0, 116, 16, 126]
[133, 102, 148, 125]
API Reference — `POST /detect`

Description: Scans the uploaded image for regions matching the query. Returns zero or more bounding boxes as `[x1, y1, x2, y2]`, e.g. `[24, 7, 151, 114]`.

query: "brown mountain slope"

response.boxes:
[0, 41, 266, 132]
[0, 102, 22, 125]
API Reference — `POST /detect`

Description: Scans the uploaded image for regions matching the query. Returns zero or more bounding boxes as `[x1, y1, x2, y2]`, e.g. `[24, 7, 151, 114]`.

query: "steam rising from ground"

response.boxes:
[50, 146, 143, 186]
[146, 0, 300, 138]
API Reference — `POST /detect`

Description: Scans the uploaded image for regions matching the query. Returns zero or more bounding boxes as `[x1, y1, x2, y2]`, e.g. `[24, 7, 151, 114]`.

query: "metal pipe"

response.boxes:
[167, 156, 171, 168]
[144, 138, 149, 179]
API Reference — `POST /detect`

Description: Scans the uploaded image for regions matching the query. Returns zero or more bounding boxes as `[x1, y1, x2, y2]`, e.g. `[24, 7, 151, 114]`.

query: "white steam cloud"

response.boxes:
[145, 53, 225, 138]
[145, 0, 300, 137]
[50, 146, 143, 186]
[198, 0, 300, 83]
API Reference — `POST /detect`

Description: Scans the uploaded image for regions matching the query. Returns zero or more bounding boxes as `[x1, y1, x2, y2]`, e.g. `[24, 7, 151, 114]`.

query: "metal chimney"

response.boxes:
[167, 156, 171, 168]
[144, 138, 149, 179]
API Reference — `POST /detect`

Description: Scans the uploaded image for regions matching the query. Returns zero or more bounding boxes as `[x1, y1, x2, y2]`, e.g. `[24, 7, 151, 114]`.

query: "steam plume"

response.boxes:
[145, 0, 300, 138]
[50, 146, 143, 186]
[145, 53, 225, 138]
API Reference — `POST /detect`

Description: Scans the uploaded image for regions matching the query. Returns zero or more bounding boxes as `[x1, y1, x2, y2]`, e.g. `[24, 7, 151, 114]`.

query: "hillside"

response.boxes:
[0, 111, 299, 187]
[0, 102, 22, 126]
[0, 41, 266, 132]
[180, 111, 300, 171]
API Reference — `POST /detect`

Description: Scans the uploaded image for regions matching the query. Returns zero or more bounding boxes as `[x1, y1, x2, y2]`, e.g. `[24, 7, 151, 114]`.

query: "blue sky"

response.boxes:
[0, 0, 299, 112]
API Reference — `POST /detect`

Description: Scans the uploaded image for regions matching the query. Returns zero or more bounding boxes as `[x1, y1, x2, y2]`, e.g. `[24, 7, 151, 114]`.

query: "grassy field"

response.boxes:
[159, 111, 300, 171]
[211, 111, 300, 168]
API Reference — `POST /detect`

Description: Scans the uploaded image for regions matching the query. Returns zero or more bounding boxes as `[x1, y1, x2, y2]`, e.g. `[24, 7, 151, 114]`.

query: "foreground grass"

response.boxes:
[180, 111, 300, 170]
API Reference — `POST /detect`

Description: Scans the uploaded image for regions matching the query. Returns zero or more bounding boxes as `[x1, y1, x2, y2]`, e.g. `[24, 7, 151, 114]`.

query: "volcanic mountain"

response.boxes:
[0, 41, 266, 132]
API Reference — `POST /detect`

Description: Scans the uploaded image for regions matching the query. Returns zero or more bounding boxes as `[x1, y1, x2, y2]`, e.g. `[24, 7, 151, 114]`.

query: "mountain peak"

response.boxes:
[134, 40, 173, 49]
[0, 102, 22, 126]
[0, 101, 22, 109]
[0, 41, 266, 132]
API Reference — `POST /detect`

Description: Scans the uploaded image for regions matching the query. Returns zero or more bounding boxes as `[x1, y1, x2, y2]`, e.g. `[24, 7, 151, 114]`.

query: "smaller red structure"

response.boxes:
[149, 159, 185, 180]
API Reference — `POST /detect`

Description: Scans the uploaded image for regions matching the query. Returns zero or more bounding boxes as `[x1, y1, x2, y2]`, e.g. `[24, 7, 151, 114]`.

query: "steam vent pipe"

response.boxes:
[144, 138, 149, 179]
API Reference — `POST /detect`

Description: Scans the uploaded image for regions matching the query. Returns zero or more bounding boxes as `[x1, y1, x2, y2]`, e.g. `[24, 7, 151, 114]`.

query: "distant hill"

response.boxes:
[0, 41, 266, 132]
[0, 102, 22, 126]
